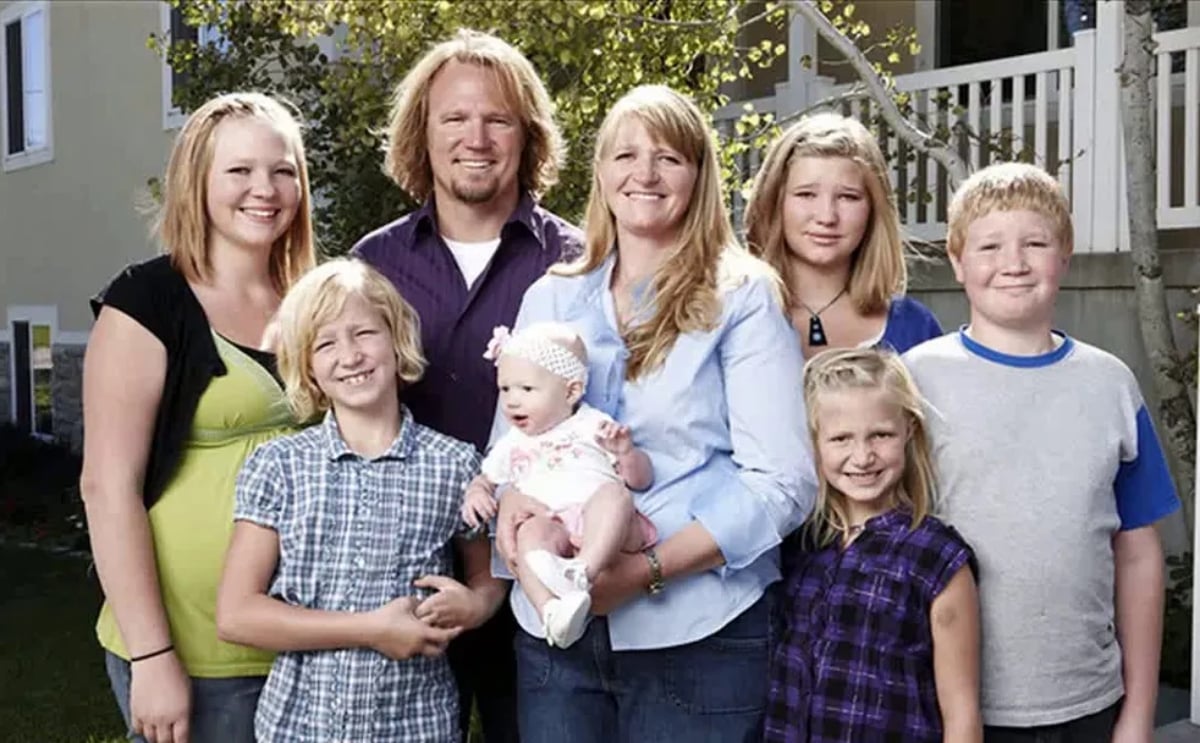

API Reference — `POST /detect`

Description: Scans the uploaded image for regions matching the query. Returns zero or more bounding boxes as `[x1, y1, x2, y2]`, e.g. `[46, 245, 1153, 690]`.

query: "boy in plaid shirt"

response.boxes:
[216, 259, 506, 742]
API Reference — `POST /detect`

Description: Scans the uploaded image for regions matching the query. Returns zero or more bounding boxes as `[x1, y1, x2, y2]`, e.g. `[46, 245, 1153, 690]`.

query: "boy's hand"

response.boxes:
[366, 596, 459, 660]
[413, 575, 489, 630]
[461, 480, 498, 528]
[596, 420, 634, 457]
[1110, 713, 1152, 743]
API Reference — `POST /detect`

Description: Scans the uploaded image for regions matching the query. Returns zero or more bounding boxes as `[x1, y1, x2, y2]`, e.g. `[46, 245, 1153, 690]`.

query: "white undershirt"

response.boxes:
[443, 236, 502, 289]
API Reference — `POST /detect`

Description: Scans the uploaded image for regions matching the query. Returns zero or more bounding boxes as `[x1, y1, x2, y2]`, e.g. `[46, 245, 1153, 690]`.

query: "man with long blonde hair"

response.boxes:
[352, 29, 581, 742]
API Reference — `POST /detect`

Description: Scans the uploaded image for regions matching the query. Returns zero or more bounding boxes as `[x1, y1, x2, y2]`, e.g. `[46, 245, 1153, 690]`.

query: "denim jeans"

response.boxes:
[984, 698, 1122, 743]
[515, 595, 771, 743]
[104, 651, 264, 743]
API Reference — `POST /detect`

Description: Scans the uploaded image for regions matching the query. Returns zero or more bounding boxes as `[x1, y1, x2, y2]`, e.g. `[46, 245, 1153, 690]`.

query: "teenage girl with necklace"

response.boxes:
[744, 113, 943, 357]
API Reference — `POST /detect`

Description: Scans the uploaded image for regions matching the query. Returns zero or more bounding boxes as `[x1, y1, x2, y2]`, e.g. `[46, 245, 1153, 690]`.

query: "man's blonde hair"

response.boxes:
[744, 112, 906, 315]
[383, 29, 564, 202]
[156, 92, 315, 293]
[556, 85, 777, 380]
[803, 347, 935, 547]
[276, 259, 426, 421]
[947, 162, 1073, 257]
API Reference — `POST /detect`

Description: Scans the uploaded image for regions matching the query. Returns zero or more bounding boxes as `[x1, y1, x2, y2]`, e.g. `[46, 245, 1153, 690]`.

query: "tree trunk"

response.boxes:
[1119, 0, 1195, 542]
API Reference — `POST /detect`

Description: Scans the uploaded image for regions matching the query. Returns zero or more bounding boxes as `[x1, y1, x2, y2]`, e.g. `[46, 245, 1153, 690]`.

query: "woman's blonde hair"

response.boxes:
[802, 347, 934, 547]
[557, 84, 768, 380]
[744, 112, 906, 315]
[156, 91, 315, 293]
[276, 259, 426, 421]
[384, 28, 564, 202]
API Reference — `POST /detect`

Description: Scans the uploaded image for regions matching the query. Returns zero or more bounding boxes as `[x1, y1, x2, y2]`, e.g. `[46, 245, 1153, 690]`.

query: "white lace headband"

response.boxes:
[483, 326, 588, 385]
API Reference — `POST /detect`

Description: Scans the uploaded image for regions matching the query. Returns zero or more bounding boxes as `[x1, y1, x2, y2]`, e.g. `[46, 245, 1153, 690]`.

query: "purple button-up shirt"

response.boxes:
[351, 193, 583, 451]
[765, 510, 975, 743]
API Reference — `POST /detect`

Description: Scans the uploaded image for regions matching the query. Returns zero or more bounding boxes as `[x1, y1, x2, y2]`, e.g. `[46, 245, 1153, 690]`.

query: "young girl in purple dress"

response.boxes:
[765, 348, 982, 743]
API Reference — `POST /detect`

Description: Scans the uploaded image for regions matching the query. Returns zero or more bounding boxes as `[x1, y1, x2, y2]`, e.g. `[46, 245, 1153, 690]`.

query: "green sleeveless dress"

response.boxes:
[97, 332, 297, 677]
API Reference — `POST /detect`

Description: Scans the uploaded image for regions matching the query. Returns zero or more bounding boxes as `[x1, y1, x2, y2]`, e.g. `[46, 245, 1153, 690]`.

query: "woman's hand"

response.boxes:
[495, 486, 550, 573]
[130, 650, 192, 743]
[588, 551, 652, 616]
[413, 575, 492, 631]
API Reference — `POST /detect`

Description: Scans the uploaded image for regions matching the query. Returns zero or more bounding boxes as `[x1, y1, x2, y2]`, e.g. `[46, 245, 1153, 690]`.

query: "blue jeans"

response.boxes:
[104, 651, 264, 743]
[515, 596, 771, 743]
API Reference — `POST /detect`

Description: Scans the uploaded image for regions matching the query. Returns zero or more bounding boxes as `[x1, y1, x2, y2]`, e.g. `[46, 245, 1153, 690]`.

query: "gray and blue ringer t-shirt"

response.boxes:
[903, 330, 1179, 728]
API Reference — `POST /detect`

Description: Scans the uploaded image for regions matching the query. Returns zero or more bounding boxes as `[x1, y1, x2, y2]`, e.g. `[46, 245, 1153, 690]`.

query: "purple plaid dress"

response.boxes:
[764, 509, 974, 742]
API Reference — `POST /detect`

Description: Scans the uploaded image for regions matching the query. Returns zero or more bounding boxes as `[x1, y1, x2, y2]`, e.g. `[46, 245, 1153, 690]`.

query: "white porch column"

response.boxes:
[775, 5, 822, 118]
[1090, 0, 1127, 252]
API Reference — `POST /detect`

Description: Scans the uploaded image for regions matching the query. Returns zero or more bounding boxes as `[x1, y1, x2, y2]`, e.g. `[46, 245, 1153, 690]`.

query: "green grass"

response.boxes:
[0, 544, 126, 742]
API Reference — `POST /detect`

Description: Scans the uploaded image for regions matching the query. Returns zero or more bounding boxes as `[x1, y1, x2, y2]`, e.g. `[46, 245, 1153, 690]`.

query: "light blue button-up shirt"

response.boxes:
[495, 253, 816, 650]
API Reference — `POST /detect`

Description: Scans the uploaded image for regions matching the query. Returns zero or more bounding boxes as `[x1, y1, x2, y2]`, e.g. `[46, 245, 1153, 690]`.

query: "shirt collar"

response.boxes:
[861, 508, 913, 534]
[321, 406, 417, 461]
[957, 326, 1074, 368]
[414, 191, 545, 249]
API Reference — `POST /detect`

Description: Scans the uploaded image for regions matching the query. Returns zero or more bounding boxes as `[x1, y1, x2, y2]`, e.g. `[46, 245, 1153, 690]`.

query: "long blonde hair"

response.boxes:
[156, 92, 315, 293]
[276, 259, 426, 421]
[383, 29, 564, 202]
[556, 85, 764, 380]
[802, 347, 935, 547]
[744, 113, 905, 315]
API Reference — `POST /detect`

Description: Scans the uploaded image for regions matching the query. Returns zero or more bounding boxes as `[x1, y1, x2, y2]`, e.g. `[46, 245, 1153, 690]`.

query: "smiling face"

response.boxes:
[782, 155, 872, 272]
[951, 208, 1069, 338]
[205, 116, 301, 256]
[496, 354, 580, 436]
[425, 60, 525, 208]
[310, 293, 399, 418]
[598, 116, 698, 247]
[814, 386, 909, 522]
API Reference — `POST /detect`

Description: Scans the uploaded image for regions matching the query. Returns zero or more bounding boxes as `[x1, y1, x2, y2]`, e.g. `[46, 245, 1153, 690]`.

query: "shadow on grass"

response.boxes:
[0, 544, 126, 742]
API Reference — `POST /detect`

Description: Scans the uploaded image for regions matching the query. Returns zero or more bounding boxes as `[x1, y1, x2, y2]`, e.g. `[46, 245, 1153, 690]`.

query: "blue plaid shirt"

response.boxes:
[765, 510, 975, 743]
[234, 408, 480, 742]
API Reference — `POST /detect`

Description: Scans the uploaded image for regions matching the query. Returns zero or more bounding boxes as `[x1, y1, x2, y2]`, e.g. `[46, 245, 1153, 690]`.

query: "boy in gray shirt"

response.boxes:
[903, 163, 1179, 741]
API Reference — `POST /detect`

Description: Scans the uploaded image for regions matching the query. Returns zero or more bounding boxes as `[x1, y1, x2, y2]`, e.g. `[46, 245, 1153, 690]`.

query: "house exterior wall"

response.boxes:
[1, 0, 173, 443]
[0, 0, 169, 337]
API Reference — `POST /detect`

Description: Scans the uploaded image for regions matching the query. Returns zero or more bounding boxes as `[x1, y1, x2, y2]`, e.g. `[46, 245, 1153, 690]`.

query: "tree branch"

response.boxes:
[791, 0, 970, 187]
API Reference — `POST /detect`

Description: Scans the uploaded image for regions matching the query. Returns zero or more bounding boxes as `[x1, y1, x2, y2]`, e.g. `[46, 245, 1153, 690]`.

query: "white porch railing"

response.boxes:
[717, 3, 1200, 252]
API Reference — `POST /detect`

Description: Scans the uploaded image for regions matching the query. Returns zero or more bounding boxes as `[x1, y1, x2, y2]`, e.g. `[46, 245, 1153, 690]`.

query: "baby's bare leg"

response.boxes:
[575, 481, 636, 579]
[515, 515, 574, 615]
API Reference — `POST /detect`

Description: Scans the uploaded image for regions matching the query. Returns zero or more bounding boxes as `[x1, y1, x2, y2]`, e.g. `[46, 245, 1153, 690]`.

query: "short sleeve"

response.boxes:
[922, 519, 977, 604]
[91, 258, 176, 347]
[480, 434, 515, 484]
[1115, 405, 1181, 530]
[233, 443, 286, 530]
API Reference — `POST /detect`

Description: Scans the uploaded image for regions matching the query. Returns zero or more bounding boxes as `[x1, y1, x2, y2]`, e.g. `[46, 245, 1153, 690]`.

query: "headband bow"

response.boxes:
[482, 325, 588, 386]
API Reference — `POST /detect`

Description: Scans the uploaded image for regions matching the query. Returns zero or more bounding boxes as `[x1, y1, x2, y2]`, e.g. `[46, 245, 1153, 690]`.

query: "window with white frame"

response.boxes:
[160, 2, 224, 130]
[8, 306, 55, 437]
[1, 0, 52, 171]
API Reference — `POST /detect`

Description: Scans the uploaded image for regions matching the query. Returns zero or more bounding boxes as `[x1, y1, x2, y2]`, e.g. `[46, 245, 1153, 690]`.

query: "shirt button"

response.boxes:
[355, 557, 365, 568]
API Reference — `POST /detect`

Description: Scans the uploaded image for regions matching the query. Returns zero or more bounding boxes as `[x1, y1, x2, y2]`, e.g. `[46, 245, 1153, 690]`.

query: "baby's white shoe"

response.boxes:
[524, 550, 590, 597]
[543, 591, 591, 648]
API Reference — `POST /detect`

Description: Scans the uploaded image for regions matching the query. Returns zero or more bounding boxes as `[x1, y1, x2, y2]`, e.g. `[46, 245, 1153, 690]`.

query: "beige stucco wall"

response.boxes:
[0, 0, 172, 334]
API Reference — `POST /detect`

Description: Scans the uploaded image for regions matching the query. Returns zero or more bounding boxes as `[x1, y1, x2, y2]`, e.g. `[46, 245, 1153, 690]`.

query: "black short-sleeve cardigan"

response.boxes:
[90, 255, 226, 509]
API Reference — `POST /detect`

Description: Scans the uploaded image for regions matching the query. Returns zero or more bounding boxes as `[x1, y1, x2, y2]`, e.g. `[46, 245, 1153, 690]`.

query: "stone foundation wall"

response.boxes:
[51, 344, 86, 450]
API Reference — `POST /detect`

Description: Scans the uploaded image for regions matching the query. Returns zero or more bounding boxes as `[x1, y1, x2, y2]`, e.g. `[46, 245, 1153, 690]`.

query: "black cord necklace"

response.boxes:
[798, 287, 847, 347]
